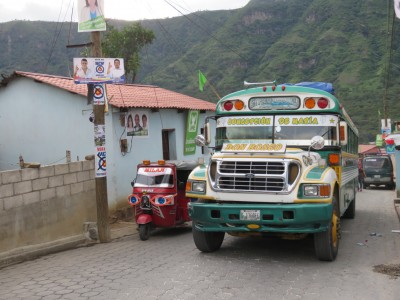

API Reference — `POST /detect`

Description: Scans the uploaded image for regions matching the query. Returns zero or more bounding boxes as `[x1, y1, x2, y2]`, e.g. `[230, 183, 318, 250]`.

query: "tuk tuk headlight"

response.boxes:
[192, 181, 206, 193]
[153, 195, 174, 206]
[157, 197, 166, 205]
[128, 194, 140, 205]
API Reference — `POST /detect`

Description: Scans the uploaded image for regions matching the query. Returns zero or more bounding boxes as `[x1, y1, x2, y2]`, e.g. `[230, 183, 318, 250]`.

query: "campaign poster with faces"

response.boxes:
[77, 0, 106, 32]
[126, 110, 149, 137]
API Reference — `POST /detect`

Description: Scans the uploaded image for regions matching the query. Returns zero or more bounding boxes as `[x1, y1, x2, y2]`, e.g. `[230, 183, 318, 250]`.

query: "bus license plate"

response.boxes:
[240, 210, 260, 221]
[374, 175, 381, 178]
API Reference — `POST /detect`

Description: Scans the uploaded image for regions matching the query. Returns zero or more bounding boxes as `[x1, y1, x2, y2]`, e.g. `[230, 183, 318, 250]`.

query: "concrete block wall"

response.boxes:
[0, 161, 97, 255]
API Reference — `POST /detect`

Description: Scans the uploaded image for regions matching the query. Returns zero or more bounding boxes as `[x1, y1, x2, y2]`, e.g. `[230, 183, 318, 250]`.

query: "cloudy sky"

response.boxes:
[0, 0, 250, 23]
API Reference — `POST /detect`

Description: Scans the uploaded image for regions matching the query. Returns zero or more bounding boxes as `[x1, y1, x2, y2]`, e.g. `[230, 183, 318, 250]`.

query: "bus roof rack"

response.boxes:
[244, 80, 276, 88]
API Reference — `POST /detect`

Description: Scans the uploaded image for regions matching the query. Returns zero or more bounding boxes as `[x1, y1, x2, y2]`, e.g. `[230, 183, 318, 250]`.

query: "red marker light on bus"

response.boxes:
[272, 86, 276, 91]
[224, 101, 233, 111]
[263, 86, 267, 92]
[281, 85, 286, 91]
[317, 97, 329, 109]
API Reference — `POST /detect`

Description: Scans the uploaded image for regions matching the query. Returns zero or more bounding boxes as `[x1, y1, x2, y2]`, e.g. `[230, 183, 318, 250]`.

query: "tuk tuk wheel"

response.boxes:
[139, 224, 151, 241]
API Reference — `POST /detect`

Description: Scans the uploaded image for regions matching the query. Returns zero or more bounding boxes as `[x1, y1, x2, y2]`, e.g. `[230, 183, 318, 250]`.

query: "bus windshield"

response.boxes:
[215, 114, 338, 149]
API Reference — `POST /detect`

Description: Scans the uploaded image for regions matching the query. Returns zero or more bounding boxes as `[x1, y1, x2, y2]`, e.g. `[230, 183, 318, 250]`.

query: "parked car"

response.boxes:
[362, 155, 395, 190]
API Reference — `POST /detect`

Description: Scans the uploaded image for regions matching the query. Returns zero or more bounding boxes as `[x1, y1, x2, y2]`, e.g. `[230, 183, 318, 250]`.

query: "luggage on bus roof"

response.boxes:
[283, 82, 334, 95]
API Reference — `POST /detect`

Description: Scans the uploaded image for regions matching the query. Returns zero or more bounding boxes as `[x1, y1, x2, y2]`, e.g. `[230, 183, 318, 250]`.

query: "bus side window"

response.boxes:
[339, 121, 348, 146]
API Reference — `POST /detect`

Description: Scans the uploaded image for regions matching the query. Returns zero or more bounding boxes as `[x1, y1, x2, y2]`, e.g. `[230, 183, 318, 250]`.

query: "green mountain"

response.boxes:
[1, 0, 399, 143]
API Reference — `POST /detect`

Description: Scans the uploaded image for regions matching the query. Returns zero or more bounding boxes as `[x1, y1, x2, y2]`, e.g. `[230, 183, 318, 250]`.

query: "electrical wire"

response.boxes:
[46, 156, 69, 165]
[0, 161, 20, 169]
[67, 2, 75, 47]
[136, 0, 245, 100]
[67, 2, 75, 78]
[118, 126, 133, 157]
[44, 0, 74, 73]
[139, 5, 218, 102]
[159, 22, 214, 102]
[163, 0, 248, 62]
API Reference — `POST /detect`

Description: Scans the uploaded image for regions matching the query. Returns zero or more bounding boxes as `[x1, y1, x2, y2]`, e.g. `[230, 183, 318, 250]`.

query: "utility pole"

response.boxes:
[91, 31, 110, 242]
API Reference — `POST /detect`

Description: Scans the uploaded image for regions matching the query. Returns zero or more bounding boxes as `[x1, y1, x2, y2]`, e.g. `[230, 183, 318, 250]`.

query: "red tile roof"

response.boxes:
[4, 71, 216, 111]
[358, 144, 382, 154]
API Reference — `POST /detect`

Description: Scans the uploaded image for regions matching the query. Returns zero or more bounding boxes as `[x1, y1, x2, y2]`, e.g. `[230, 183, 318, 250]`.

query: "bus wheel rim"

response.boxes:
[332, 214, 338, 247]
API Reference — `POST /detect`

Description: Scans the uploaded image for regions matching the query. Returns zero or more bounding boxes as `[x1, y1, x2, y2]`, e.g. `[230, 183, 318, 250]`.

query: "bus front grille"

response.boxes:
[218, 176, 284, 191]
[214, 160, 297, 193]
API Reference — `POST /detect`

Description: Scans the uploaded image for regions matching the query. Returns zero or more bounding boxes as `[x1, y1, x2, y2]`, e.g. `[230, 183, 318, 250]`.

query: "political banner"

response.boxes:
[126, 110, 149, 137]
[73, 58, 125, 84]
[376, 134, 383, 147]
[395, 0, 400, 19]
[77, 0, 106, 32]
[95, 146, 106, 177]
[184, 110, 200, 155]
[92, 84, 106, 105]
[386, 144, 396, 154]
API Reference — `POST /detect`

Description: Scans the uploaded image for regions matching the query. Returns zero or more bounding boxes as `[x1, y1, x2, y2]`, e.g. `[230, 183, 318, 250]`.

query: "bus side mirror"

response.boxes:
[339, 121, 348, 146]
[204, 122, 211, 145]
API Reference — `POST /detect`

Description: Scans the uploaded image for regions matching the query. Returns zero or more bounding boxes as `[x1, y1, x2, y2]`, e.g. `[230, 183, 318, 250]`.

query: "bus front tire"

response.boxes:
[192, 222, 225, 252]
[314, 193, 340, 261]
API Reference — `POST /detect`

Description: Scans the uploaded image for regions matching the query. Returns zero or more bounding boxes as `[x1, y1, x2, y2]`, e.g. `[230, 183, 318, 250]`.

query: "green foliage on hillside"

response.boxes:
[1, 0, 400, 143]
[102, 23, 155, 82]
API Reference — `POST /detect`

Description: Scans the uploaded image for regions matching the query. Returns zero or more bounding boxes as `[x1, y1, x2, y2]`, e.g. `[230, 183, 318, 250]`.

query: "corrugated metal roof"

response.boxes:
[4, 71, 216, 111]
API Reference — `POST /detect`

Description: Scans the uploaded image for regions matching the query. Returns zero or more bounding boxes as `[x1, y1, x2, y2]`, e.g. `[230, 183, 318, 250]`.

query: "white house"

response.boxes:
[0, 71, 216, 212]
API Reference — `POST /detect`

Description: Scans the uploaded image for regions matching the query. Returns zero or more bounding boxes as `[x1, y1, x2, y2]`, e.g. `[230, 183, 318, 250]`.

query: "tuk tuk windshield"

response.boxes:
[135, 167, 174, 188]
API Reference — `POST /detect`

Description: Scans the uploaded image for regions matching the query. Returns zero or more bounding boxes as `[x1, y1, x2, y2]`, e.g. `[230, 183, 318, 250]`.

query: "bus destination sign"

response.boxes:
[249, 97, 300, 110]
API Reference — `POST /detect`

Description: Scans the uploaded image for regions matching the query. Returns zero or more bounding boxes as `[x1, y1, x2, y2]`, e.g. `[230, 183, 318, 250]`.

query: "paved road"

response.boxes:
[1, 188, 400, 300]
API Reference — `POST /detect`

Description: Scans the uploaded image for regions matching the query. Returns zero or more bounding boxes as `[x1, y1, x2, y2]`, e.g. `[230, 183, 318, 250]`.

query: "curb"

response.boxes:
[0, 235, 88, 270]
[0, 222, 137, 270]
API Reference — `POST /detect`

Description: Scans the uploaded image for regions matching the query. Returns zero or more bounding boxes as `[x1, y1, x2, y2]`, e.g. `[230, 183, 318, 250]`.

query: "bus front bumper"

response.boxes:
[188, 202, 332, 234]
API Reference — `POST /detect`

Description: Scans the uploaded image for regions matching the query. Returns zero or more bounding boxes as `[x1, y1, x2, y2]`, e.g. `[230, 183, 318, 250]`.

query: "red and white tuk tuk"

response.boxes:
[128, 160, 197, 240]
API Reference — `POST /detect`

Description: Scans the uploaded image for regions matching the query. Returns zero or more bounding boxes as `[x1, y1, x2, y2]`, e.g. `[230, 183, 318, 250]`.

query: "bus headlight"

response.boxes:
[192, 181, 206, 193]
[304, 185, 318, 196]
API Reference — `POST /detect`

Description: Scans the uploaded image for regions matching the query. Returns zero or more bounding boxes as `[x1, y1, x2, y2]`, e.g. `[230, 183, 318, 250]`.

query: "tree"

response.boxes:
[102, 23, 155, 83]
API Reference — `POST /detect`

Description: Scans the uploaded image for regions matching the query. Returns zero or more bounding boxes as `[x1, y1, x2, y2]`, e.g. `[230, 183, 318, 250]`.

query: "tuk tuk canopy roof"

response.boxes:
[166, 160, 199, 170]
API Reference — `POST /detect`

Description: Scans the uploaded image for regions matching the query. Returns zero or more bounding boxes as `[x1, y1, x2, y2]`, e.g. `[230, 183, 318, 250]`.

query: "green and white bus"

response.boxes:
[186, 81, 359, 261]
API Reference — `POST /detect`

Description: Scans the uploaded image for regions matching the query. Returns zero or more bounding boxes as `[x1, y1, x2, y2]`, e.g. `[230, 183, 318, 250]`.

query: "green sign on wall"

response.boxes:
[376, 134, 383, 146]
[184, 110, 200, 155]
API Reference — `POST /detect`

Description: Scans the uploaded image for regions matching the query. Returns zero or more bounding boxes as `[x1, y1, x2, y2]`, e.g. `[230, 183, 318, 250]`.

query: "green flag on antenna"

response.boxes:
[198, 70, 207, 92]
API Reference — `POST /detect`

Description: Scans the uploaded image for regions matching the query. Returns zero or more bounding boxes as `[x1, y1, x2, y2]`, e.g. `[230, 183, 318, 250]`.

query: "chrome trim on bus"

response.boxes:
[208, 158, 301, 194]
